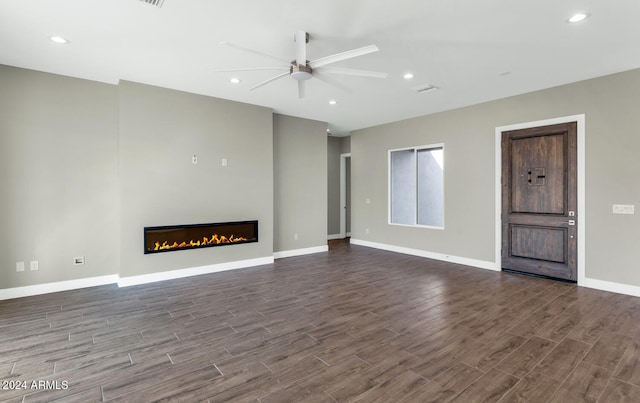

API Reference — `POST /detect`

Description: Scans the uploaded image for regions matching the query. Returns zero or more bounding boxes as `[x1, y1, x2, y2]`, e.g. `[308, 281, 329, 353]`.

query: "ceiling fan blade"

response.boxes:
[212, 67, 289, 73]
[220, 41, 290, 64]
[298, 80, 305, 99]
[308, 44, 379, 69]
[313, 73, 352, 93]
[249, 72, 290, 91]
[295, 31, 307, 67]
[317, 66, 388, 79]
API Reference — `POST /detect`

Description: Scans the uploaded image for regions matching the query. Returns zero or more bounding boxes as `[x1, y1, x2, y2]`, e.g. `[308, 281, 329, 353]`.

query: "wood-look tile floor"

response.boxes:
[2, 240, 640, 402]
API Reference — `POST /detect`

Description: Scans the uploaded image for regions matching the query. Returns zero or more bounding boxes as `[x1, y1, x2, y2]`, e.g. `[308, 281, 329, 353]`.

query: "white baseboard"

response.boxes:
[580, 277, 640, 297]
[118, 256, 274, 287]
[351, 239, 640, 298]
[6, 247, 639, 301]
[0, 257, 275, 299]
[349, 238, 499, 271]
[0, 275, 119, 301]
[274, 245, 329, 259]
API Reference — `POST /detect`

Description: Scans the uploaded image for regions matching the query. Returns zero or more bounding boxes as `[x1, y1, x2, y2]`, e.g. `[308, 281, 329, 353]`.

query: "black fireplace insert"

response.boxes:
[144, 220, 258, 254]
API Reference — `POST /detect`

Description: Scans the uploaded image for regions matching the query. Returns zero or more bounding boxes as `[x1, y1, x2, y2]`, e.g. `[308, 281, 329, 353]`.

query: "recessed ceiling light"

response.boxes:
[329, 100, 337, 105]
[567, 12, 590, 23]
[49, 36, 69, 44]
[229, 77, 241, 84]
[403, 73, 414, 80]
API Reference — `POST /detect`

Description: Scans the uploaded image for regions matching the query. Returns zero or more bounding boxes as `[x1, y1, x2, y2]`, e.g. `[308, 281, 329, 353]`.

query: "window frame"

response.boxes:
[388, 143, 445, 230]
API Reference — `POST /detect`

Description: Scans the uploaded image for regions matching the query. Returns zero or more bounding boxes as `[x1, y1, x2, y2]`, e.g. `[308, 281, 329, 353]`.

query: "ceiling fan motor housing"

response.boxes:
[290, 63, 312, 81]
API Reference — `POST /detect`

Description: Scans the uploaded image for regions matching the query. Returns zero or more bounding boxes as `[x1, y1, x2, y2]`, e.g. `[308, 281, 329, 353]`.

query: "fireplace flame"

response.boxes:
[153, 234, 247, 251]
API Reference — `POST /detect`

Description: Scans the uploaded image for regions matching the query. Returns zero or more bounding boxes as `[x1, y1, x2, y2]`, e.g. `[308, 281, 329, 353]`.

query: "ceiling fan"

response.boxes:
[215, 31, 388, 98]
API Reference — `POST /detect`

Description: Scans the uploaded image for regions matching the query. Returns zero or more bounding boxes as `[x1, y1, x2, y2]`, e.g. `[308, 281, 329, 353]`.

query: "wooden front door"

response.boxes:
[501, 122, 577, 281]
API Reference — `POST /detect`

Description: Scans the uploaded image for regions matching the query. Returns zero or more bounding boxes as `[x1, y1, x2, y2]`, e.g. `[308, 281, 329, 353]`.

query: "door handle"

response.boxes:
[562, 220, 576, 226]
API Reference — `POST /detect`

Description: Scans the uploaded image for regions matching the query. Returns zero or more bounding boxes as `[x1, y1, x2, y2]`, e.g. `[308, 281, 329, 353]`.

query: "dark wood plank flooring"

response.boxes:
[2, 240, 640, 402]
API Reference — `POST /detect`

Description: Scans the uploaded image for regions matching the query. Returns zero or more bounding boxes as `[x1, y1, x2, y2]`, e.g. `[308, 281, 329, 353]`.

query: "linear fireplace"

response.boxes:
[144, 220, 258, 254]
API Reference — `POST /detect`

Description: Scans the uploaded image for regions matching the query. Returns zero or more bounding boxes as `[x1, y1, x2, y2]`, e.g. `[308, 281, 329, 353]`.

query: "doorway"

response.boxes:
[501, 122, 577, 281]
[340, 153, 351, 239]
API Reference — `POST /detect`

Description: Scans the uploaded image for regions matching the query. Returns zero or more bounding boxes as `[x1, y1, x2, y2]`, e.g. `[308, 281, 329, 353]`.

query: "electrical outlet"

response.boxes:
[30, 260, 39, 271]
[221, 158, 228, 167]
[16, 261, 24, 272]
[192, 154, 198, 164]
[613, 204, 635, 214]
[74, 256, 85, 265]
[294, 233, 298, 241]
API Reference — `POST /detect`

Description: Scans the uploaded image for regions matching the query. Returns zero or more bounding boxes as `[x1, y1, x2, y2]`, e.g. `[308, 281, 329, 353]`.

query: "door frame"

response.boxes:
[340, 153, 351, 238]
[495, 114, 585, 284]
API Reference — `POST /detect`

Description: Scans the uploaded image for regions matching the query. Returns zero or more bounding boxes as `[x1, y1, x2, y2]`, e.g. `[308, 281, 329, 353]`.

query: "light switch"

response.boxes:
[222, 158, 228, 167]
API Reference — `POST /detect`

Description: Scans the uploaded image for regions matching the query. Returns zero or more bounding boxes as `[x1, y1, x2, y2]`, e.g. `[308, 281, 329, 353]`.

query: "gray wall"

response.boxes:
[0, 66, 276, 291]
[5, 61, 639, 292]
[352, 68, 640, 287]
[118, 81, 273, 278]
[274, 114, 327, 252]
[0, 65, 119, 287]
[341, 137, 351, 155]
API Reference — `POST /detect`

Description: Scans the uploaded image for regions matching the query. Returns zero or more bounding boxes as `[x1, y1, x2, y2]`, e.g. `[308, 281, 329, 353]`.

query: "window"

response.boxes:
[389, 144, 444, 228]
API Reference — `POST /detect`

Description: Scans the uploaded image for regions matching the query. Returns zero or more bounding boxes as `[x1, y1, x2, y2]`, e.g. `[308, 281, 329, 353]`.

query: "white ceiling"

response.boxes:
[2, 1, 640, 136]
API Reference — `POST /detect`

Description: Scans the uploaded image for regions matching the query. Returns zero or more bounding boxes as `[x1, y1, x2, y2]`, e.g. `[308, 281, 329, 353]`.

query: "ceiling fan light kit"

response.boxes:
[290, 64, 312, 81]
[216, 30, 387, 98]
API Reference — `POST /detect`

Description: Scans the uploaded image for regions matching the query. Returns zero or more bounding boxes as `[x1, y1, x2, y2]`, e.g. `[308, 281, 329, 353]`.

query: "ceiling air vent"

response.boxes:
[139, 0, 164, 7]
[413, 84, 439, 94]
